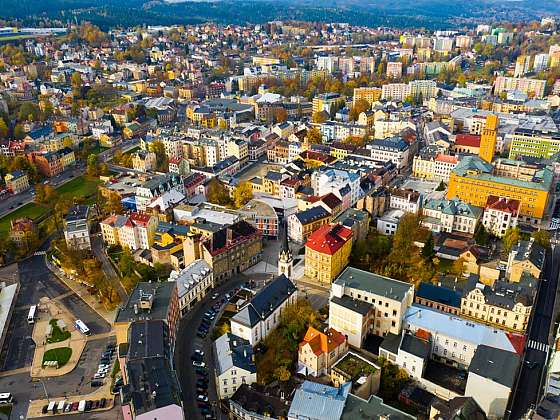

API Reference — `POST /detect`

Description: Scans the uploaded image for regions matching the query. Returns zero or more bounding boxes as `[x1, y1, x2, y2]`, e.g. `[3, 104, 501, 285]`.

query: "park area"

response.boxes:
[0, 175, 101, 235]
[43, 347, 72, 368]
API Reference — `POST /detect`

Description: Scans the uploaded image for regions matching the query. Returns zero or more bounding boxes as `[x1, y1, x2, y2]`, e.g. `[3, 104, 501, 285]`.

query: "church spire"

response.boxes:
[278, 222, 293, 278]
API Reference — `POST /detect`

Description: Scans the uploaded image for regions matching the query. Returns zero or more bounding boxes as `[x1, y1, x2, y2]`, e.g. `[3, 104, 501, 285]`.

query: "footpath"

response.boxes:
[44, 256, 117, 324]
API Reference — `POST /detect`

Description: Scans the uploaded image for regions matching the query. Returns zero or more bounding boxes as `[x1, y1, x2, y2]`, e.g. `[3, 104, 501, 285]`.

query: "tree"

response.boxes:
[274, 108, 288, 123]
[13, 124, 25, 140]
[474, 223, 490, 246]
[312, 111, 327, 124]
[435, 180, 446, 191]
[532, 230, 551, 248]
[422, 232, 435, 259]
[18, 102, 41, 122]
[206, 178, 232, 207]
[306, 127, 322, 145]
[349, 98, 370, 121]
[71, 72, 83, 99]
[87, 154, 98, 177]
[503, 227, 521, 254]
[149, 141, 169, 172]
[451, 257, 466, 278]
[0, 118, 7, 139]
[273, 366, 291, 382]
[233, 182, 253, 208]
[106, 192, 123, 214]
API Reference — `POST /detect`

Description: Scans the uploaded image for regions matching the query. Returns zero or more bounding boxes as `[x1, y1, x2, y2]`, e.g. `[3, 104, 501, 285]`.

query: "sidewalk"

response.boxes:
[27, 381, 115, 418]
[31, 297, 87, 378]
[45, 256, 117, 324]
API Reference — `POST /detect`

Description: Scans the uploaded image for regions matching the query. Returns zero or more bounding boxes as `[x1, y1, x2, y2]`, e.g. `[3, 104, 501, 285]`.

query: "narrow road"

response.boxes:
[508, 245, 560, 419]
[91, 236, 128, 302]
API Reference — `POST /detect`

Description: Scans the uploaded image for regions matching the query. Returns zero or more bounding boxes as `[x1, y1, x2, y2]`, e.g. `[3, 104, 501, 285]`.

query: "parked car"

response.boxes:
[71, 402, 79, 411]
[197, 401, 210, 409]
[85, 401, 93, 411]
[200, 407, 211, 415]
[197, 330, 207, 338]
[94, 373, 105, 379]
[191, 354, 203, 362]
[195, 367, 208, 376]
[91, 380, 103, 387]
[100, 398, 107, 408]
[193, 349, 204, 357]
[92, 400, 100, 409]
[42, 405, 48, 414]
[211, 293, 219, 299]
[192, 360, 206, 368]
[197, 395, 209, 402]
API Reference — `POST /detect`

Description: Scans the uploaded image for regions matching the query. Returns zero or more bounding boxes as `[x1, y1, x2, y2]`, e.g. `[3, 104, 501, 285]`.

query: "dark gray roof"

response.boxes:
[330, 295, 373, 316]
[380, 333, 401, 355]
[230, 384, 289, 418]
[342, 394, 415, 419]
[123, 356, 181, 415]
[400, 333, 430, 360]
[294, 206, 330, 224]
[417, 282, 462, 308]
[468, 345, 520, 388]
[231, 275, 296, 328]
[116, 282, 176, 324]
[127, 320, 168, 360]
[65, 205, 89, 222]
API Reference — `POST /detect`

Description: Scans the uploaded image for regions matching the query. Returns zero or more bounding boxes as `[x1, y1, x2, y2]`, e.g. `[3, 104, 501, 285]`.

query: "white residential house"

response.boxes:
[169, 259, 214, 317]
[213, 333, 257, 399]
[230, 274, 297, 346]
[64, 205, 92, 250]
[482, 196, 520, 238]
[389, 188, 421, 213]
[421, 198, 483, 235]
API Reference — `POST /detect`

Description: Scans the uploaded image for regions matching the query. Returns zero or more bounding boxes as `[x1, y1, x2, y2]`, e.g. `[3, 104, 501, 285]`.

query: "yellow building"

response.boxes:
[460, 279, 534, 333]
[353, 87, 382, 106]
[447, 156, 552, 221]
[304, 224, 352, 284]
[507, 239, 545, 282]
[479, 114, 498, 163]
[4, 171, 29, 194]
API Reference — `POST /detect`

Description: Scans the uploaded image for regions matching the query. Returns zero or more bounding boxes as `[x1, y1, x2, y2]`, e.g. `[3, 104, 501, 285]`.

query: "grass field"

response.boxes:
[47, 319, 71, 343]
[0, 175, 101, 235]
[43, 347, 72, 368]
[0, 203, 49, 235]
[56, 176, 101, 200]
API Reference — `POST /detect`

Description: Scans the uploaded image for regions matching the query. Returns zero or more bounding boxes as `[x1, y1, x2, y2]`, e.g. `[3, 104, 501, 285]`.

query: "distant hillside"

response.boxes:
[2, 0, 559, 29]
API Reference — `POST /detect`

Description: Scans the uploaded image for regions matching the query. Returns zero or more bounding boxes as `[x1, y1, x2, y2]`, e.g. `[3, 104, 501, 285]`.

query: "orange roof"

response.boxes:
[455, 134, 481, 147]
[435, 154, 458, 164]
[299, 327, 346, 356]
[305, 223, 352, 255]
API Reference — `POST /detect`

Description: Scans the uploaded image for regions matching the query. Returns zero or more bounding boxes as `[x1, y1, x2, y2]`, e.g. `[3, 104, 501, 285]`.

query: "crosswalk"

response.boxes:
[528, 339, 549, 353]
[33, 251, 46, 256]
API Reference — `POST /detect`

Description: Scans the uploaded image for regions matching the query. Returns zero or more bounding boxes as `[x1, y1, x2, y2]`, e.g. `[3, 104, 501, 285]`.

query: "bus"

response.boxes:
[74, 320, 90, 336]
[27, 305, 37, 324]
[0, 393, 13, 404]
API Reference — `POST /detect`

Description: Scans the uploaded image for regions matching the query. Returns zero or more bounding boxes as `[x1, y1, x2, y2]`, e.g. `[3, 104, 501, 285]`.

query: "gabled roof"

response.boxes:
[299, 327, 346, 356]
[231, 274, 296, 328]
[468, 345, 520, 388]
[214, 333, 256, 376]
[305, 223, 352, 255]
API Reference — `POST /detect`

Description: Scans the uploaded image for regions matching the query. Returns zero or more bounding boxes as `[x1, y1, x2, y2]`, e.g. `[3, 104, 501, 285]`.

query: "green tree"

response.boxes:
[422, 232, 435, 259]
[503, 227, 521, 254]
[87, 154, 98, 177]
[312, 111, 327, 124]
[106, 192, 123, 214]
[435, 180, 446, 191]
[71, 72, 83, 99]
[13, 124, 25, 139]
[531, 230, 551, 248]
[0, 118, 8, 139]
[273, 366, 291, 382]
[474, 223, 490, 246]
[349, 98, 370, 121]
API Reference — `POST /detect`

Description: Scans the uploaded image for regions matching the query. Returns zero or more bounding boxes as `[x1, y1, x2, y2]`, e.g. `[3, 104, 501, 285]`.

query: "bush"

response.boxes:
[43, 347, 72, 368]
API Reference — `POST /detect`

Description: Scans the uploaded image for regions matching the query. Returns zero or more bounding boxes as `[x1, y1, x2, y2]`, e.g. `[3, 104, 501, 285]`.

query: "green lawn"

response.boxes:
[0, 203, 49, 235]
[56, 176, 101, 200]
[47, 319, 71, 343]
[43, 347, 72, 368]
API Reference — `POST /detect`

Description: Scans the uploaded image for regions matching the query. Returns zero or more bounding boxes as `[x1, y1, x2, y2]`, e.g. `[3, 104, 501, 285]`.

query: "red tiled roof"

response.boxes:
[305, 223, 352, 255]
[485, 195, 520, 215]
[435, 154, 458, 164]
[455, 134, 481, 147]
[506, 333, 526, 355]
[299, 326, 346, 356]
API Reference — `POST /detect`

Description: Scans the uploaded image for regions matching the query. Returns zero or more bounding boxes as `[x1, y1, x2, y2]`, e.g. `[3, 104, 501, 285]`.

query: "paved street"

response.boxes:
[91, 235, 128, 302]
[0, 254, 113, 419]
[508, 245, 560, 419]
[175, 274, 250, 419]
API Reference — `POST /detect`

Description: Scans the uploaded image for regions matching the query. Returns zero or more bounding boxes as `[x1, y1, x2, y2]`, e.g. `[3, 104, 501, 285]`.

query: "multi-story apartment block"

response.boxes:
[135, 173, 184, 212]
[131, 151, 157, 172]
[482, 196, 520, 238]
[460, 278, 535, 333]
[412, 153, 458, 181]
[386, 62, 403, 79]
[374, 119, 415, 139]
[169, 259, 213, 317]
[353, 87, 382, 106]
[365, 137, 410, 170]
[311, 168, 362, 208]
[508, 124, 560, 160]
[389, 188, 421, 214]
[312, 93, 343, 114]
[493, 76, 546, 98]
[304, 223, 352, 284]
[447, 156, 552, 222]
[287, 206, 332, 243]
[230, 274, 297, 346]
[329, 267, 415, 347]
[100, 212, 158, 250]
[4, 171, 29, 194]
[422, 198, 482, 235]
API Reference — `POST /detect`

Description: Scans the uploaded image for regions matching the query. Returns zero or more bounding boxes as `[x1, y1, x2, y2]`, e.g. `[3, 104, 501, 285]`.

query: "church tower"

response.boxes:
[278, 222, 293, 279]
